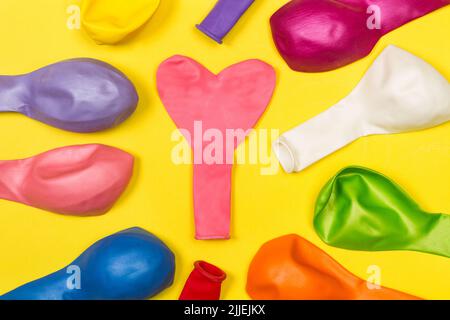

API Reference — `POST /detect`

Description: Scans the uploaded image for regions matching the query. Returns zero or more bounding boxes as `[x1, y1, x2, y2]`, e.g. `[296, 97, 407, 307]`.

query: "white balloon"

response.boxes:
[273, 45, 450, 173]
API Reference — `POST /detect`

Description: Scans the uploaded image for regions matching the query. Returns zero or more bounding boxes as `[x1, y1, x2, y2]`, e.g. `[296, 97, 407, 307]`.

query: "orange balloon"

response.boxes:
[246, 234, 421, 300]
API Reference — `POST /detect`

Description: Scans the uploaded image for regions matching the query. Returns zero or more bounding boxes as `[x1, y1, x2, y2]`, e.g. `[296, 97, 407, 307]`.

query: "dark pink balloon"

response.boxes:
[270, 0, 449, 72]
[0, 144, 134, 216]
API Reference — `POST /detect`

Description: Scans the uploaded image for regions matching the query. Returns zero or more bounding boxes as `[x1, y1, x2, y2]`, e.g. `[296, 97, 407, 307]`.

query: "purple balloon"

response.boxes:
[197, 0, 255, 44]
[0, 59, 138, 132]
[270, 0, 450, 72]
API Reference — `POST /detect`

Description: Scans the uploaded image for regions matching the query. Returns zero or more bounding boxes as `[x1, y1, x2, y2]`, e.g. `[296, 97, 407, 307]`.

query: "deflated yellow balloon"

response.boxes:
[81, 0, 160, 44]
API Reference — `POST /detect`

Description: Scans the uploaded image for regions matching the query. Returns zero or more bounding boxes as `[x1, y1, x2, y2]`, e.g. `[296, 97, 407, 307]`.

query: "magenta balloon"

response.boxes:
[270, 0, 449, 72]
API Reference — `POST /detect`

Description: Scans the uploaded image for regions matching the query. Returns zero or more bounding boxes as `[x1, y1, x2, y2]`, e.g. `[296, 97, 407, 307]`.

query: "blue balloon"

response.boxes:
[1, 228, 175, 300]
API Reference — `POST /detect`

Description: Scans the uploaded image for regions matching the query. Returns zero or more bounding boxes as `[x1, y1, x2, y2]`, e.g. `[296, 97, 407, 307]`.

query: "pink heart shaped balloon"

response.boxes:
[0, 144, 134, 216]
[157, 55, 276, 239]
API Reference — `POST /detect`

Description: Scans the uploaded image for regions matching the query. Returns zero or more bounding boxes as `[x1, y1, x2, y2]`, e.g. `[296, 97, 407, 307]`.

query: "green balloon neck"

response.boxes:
[410, 213, 450, 258]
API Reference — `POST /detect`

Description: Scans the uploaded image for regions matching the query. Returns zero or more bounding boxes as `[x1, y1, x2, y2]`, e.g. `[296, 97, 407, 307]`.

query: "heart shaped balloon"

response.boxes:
[0, 144, 134, 216]
[157, 55, 276, 239]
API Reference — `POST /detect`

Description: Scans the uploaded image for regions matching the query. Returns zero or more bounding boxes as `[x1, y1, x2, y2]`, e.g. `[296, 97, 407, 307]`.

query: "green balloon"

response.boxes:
[314, 166, 449, 258]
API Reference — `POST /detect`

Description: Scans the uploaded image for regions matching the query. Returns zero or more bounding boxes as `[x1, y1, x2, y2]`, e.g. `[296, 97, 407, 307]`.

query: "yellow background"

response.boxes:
[0, 0, 449, 300]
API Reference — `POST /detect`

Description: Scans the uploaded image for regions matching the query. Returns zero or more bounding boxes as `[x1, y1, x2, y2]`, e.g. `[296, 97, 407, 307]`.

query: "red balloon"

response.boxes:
[179, 261, 227, 300]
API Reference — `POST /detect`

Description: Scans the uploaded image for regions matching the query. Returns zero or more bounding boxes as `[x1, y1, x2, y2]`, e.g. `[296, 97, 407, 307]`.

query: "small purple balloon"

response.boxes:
[0, 59, 138, 133]
[197, 0, 255, 44]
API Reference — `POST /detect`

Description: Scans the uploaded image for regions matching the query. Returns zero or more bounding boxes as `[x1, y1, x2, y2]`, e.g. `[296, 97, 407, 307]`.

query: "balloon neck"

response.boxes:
[0, 160, 25, 202]
[411, 213, 450, 258]
[1, 267, 72, 300]
[374, 1, 450, 36]
[357, 281, 420, 300]
[273, 99, 364, 173]
[196, 0, 255, 43]
[0, 76, 27, 112]
[193, 163, 233, 240]
[179, 261, 226, 300]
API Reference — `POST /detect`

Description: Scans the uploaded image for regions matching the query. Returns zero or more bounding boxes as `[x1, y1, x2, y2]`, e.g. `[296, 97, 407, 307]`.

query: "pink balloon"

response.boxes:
[157, 55, 276, 240]
[0, 144, 134, 216]
[270, 0, 449, 72]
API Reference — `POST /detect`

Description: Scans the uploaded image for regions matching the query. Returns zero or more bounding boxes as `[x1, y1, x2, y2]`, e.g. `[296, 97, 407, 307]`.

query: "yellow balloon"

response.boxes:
[81, 0, 161, 44]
